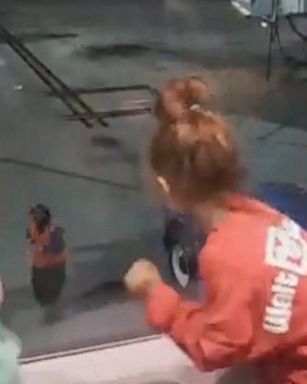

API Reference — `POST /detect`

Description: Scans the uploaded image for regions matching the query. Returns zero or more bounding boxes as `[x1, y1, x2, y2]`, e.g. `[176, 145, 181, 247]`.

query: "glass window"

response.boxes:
[1, 0, 307, 360]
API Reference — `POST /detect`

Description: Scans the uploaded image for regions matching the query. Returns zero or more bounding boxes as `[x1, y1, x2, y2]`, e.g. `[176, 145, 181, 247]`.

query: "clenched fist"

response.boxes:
[124, 259, 162, 296]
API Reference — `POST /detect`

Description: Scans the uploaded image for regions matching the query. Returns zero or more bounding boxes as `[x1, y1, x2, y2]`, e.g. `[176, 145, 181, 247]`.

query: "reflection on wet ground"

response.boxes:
[78, 44, 152, 60]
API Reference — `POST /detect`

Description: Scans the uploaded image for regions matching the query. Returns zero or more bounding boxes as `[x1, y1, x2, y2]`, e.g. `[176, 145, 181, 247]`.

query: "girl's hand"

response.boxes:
[124, 259, 162, 297]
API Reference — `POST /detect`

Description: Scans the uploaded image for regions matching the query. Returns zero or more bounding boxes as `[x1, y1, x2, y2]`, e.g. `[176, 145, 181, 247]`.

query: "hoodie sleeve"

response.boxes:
[145, 266, 255, 371]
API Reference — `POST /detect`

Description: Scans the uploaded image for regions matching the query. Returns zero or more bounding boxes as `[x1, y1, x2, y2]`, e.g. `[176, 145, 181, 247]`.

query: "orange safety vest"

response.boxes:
[29, 223, 67, 269]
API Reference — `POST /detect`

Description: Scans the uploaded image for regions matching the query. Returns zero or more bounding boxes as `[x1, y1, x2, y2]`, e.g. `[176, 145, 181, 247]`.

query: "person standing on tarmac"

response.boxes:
[125, 77, 307, 384]
[27, 204, 67, 324]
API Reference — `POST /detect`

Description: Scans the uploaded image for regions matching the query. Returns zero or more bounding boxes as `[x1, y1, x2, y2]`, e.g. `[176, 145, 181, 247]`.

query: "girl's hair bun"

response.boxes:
[155, 76, 210, 123]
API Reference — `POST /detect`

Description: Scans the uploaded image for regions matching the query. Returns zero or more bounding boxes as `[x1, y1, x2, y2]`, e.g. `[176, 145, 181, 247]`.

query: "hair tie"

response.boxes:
[190, 104, 201, 111]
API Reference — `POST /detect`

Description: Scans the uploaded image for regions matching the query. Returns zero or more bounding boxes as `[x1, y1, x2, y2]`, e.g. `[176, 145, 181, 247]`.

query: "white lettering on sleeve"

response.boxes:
[263, 219, 307, 334]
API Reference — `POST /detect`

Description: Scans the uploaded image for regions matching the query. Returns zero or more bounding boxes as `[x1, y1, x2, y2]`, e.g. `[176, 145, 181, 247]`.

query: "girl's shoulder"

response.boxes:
[199, 208, 274, 277]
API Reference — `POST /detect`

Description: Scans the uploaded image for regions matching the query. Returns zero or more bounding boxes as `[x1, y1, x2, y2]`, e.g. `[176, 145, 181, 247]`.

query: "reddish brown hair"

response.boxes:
[150, 77, 244, 209]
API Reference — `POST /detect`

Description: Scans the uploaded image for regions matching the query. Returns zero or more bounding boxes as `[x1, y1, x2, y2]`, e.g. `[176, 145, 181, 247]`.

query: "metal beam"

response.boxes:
[64, 106, 151, 120]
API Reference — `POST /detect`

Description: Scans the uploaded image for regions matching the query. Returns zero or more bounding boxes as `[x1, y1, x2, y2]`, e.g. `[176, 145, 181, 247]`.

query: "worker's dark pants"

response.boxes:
[31, 264, 66, 307]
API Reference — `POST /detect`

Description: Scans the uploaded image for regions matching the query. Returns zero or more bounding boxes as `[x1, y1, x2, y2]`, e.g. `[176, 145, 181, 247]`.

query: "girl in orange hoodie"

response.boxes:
[125, 77, 307, 384]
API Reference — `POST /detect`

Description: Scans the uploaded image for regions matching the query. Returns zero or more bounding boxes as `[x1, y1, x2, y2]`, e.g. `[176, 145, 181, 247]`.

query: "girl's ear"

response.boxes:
[157, 176, 170, 195]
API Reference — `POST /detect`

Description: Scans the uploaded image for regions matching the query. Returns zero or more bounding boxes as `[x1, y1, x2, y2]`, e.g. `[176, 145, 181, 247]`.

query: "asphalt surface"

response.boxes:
[0, 0, 306, 357]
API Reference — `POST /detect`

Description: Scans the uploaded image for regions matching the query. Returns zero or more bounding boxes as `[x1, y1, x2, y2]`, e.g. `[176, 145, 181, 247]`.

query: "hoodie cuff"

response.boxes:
[145, 282, 180, 331]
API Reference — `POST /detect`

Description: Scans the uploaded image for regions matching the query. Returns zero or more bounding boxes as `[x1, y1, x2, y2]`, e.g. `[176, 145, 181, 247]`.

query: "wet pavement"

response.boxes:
[0, 0, 307, 358]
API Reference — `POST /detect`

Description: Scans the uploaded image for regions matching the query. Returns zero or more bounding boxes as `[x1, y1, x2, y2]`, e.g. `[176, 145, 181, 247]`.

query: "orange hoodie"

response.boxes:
[146, 198, 307, 383]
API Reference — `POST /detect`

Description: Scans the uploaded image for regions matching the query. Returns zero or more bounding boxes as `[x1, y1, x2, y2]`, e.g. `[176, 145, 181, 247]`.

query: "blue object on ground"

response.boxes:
[255, 183, 307, 229]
